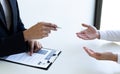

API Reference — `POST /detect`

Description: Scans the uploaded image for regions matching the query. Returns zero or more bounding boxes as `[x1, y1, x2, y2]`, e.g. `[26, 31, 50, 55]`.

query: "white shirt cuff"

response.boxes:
[117, 53, 120, 64]
[98, 30, 108, 40]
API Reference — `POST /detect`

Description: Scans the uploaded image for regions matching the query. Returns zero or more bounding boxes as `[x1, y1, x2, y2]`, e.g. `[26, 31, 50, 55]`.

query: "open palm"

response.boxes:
[76, 24, 98, 40]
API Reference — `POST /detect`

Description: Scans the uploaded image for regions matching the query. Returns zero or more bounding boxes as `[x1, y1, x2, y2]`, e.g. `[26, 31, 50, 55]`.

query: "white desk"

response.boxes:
[1, 26, 120, 74]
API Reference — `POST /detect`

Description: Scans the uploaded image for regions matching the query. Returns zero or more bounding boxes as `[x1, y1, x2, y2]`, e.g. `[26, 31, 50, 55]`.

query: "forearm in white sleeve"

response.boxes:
[98, 30, 120, 41]
[117, 54, 120, 64]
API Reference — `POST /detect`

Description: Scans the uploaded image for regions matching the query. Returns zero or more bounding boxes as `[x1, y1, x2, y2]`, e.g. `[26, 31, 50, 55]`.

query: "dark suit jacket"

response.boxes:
[0, 0, 29, 57]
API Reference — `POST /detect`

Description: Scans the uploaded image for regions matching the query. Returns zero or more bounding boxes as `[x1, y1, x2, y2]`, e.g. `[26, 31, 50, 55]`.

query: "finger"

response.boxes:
[82, 23, 96, 31]
[83, 47, 95, 56]
[40, 30, 49, 38]
[44, 23, 58, 31]
[83, 47, 102, 59]
[33, 41, 41, 52]
[38, 22, 57, 28]
[76, 33, 89, 40]
[46, 26, 57, 31]
[29, 41, 34, 56]
[94, 52, 101, 56]
[28, 50, 33, 56]
[82, 24, 90, 28]
[42, 29, 51, 33]
[27, 52, 31, 56]
[36, 42, 42, 50]
[40, 35, 48, 39]
[45, 23, 57, 28]
[43, 33, 49, 38]
[34, 41, 39, 49]
[91, 52, 102, 60]
[38, 42, 43, 49]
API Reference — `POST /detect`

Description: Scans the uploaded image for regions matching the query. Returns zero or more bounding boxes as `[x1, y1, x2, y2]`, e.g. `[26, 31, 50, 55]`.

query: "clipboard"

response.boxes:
[0, 48, 61, 70]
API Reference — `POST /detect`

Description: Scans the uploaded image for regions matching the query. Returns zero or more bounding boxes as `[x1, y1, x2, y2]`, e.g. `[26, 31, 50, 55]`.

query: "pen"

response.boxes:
[56, 26, 62, 29]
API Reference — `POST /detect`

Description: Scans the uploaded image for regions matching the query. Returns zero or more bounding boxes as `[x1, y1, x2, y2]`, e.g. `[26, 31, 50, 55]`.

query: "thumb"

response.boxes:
[82, 24, 90, 28]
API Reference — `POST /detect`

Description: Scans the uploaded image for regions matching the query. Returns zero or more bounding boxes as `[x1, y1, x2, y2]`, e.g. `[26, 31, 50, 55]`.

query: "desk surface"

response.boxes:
[1, 26, 120, 74]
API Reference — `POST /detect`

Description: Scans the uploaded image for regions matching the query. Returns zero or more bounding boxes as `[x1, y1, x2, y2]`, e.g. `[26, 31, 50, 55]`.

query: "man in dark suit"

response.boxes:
[0, 0, 57, 57]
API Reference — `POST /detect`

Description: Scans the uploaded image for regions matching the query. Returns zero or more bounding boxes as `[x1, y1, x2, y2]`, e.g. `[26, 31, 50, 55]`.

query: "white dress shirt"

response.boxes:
[99, 30, 120, 63]
[0, 0, 11, 29]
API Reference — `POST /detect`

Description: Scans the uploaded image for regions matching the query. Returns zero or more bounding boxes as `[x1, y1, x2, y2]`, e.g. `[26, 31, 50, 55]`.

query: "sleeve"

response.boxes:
[98, 30, 120, 41]
[117, 54, 120, 64]
[99, 30, 120, 63]
[0, 32, 30, 57]
[16, 1, 26, 31]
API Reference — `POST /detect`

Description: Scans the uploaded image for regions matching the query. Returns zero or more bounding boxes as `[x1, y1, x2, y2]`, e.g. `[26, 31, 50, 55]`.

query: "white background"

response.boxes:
[17, 0, 95, 29]
[101, 0, 120, 30]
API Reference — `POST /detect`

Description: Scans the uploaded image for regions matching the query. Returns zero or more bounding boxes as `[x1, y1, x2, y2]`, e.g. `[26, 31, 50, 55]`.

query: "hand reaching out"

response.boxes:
[76, 24, 100, 40]
[23, 22, 58, 41]
[83, 47, 118, 62]
[76, 23, 118, 63]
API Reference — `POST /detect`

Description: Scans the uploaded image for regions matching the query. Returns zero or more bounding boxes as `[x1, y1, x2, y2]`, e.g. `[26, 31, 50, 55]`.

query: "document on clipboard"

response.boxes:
[0, 48, 61, 70]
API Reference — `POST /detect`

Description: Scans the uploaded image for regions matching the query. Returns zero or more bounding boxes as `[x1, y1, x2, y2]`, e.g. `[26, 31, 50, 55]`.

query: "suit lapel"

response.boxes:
[8, 0, 16, 15]
[0, 2, 7, 28]
[0, 0, 19, 33]
[8, 0, 17, 32]
[0, 12, 6, 25]
[0, 0, 18, 33]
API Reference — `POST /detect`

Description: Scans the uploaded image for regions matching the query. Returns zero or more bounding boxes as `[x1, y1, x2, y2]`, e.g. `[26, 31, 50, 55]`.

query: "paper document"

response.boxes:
[0, 48, 61, 70]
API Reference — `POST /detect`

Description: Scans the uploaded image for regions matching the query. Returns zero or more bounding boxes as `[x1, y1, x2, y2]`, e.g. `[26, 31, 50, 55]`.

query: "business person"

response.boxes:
[0, 0, 58, 57]
[76, 24, 120, 63]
